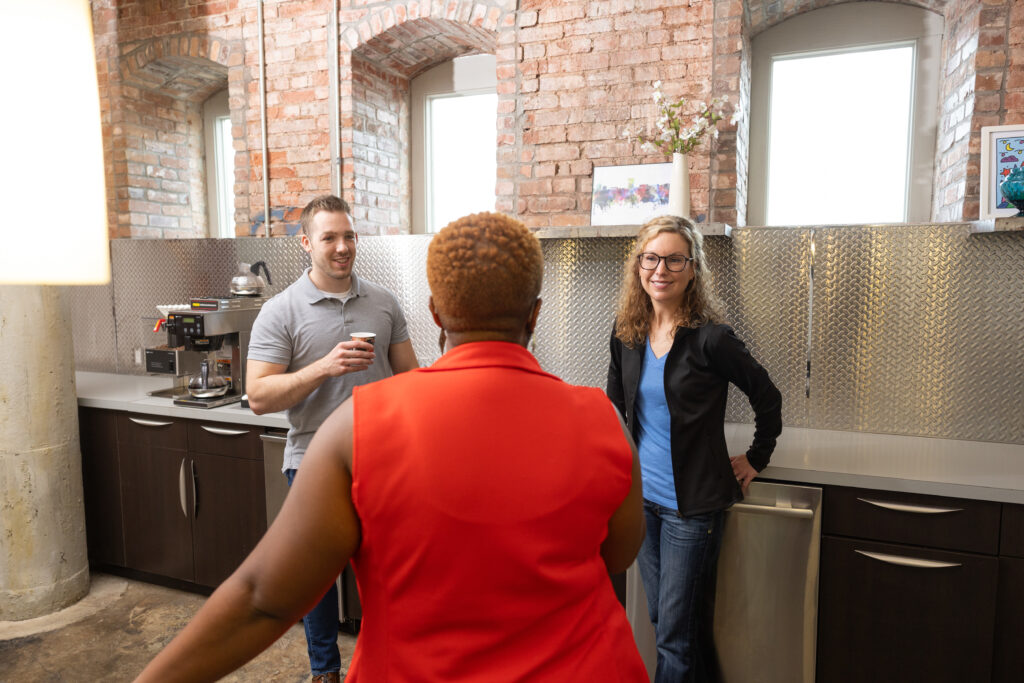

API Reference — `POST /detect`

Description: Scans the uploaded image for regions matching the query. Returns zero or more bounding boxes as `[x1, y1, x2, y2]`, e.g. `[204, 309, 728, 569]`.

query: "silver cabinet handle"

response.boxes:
[200, 425, 249, 437]
[730, 503, 814, 519]
[856, 497, 963, 514]
[190, 459, 198, 518]
[178, 458, 188, 518]
[854, 549, 961, 569]
[259, 433, 287, 444]
[129, 416, 173, 428]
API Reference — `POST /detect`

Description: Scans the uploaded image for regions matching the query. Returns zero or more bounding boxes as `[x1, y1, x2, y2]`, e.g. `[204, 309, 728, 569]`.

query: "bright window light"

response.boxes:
[427, 92, 497, 232]
[766, 44, 914, 226]
[215, 116, 235, 238]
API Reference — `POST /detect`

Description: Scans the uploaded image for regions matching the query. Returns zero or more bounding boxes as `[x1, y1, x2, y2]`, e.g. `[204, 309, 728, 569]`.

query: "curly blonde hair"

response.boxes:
[427, 212, 543, 333]
[614, 215, 724, 347]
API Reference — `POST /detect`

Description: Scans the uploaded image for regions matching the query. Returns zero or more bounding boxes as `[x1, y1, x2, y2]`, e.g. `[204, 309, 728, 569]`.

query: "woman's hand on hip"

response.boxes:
[730, 453, 757, 496]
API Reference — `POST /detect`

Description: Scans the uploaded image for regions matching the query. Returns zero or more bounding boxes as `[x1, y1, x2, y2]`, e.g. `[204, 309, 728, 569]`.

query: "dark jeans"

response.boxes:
[285, 468, 341, 676]
[637, 500, 725, 683]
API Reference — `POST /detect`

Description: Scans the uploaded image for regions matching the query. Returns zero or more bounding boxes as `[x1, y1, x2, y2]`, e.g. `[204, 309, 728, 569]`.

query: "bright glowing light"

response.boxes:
[427, 93, 498, 232]
[0, 0, 110, 284]
[766, 44, 914, 226]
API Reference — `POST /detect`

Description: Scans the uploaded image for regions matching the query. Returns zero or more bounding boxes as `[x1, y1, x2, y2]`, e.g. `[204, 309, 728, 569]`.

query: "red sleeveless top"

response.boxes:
[346, 341, 646, 682]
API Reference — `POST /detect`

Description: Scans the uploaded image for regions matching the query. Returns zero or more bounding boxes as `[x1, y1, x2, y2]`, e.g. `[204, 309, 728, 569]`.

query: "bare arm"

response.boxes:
[246, 340, 375, 414]
[135, 400, 360, 683]
[600, 409, 645, 574]
[388, 338, 419, 374]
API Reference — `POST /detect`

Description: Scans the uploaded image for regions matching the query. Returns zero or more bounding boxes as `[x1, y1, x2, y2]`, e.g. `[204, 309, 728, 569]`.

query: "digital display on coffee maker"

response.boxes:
[170, 313, 205, 337]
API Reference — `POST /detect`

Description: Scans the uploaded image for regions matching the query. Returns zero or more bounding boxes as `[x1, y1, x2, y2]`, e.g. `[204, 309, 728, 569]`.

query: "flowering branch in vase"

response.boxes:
[625, 81, 740, 156]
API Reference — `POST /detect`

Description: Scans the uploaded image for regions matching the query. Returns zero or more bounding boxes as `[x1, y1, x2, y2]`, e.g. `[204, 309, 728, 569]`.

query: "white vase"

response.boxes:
[668, 152, 690, 219]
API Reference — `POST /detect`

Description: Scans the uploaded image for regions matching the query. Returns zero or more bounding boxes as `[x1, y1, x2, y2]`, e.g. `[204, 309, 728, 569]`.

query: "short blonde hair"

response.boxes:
[614, 215, 723, 347]
[427, 212, 543, 333]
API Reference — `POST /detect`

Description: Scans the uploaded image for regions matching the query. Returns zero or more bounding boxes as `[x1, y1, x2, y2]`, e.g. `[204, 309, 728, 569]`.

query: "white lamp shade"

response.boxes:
[0, 0, 110, 285]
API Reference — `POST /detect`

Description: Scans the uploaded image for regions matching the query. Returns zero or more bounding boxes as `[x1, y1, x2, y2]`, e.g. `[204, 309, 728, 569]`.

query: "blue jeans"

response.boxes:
[637, 500, 725, 683]
[285, 468, 341, 676]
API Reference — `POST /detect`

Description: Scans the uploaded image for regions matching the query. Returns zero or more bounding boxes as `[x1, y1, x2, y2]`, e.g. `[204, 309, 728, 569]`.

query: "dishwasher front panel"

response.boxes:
[627, 481, 822, 683]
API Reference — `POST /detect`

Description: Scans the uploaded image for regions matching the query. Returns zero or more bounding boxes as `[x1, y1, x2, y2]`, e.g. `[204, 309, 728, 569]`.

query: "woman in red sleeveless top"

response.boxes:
[136, 213, 647, 682]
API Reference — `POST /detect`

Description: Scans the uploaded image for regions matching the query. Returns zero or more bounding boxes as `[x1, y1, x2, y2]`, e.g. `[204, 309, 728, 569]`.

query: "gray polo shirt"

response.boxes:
[247, 269, 410, 471]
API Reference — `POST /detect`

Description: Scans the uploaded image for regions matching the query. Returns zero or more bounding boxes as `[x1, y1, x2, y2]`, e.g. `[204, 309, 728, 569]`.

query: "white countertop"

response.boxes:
[727, 422, 1024, 504]
[75, 371, 289, 429]
[76, 371, 1024, 504]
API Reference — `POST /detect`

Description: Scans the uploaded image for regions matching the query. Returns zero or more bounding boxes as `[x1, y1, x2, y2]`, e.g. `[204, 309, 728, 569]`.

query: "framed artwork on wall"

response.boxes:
[590, 162, 671, 226]
[980, 124, 1024, 220]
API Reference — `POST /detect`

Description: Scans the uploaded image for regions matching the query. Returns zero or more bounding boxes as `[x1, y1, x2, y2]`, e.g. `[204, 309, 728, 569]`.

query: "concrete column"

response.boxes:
[0, 285, 89, 620]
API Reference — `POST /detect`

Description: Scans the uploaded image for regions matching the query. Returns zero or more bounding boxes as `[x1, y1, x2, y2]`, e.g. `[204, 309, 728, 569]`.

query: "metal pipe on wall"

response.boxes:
[257, 0, 270, 237]
[328, 0, 341, 196]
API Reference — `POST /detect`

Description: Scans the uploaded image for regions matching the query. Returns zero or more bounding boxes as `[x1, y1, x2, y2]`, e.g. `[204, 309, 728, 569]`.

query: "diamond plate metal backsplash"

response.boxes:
[68, 225, 1024, 445]
[810, 225, 1024, 443]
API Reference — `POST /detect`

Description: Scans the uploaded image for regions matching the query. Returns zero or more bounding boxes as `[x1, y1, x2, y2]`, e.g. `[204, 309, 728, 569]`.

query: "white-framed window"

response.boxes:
[203, 89, 236, 238]
[747, 2, 943, 226]
[411, 54, 497, 233]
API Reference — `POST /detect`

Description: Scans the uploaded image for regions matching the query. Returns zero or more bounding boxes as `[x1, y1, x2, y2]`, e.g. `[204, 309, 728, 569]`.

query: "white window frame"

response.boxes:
[411, 54, 497, 233]
[202, 89, 235, 238]
[747, 2, 943, 226]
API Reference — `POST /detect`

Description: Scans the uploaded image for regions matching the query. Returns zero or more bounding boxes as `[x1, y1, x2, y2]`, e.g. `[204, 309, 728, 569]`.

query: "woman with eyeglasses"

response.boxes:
[606, 215, 782, 683]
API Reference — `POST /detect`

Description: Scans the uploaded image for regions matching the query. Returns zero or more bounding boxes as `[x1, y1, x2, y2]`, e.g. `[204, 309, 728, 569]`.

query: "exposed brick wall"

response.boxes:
[939, 0, 983, 222]
[92, 0, 248, 237]
[254, 0, 333, 230]
[116, 87, 206, 237]
[349, 54, 407, 234]
[960, 0, 1016, 221]
[510, 1, 718, 228]
[1011, 0, 1024, 116]
[91, 0, 1024, 237]
[338, 2, 514, 234]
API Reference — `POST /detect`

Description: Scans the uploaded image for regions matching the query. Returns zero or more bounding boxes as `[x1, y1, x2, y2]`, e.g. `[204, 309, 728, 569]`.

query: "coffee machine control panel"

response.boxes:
[169, 312, 207, 338]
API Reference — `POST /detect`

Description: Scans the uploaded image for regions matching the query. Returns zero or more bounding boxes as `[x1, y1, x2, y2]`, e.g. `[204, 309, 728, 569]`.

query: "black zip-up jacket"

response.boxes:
[606, 323, 782, 517]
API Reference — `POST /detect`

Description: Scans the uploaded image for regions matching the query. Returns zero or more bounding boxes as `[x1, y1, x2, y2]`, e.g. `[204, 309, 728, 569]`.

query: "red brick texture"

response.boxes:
[92, 0, 1024, 236]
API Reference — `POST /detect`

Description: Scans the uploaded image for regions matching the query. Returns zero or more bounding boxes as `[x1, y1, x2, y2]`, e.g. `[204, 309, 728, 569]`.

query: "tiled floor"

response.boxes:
[0, 573, 357, 682]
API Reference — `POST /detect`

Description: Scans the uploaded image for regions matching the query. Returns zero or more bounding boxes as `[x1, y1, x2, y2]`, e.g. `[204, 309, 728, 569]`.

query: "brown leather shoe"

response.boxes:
[312, 673, 340, 683]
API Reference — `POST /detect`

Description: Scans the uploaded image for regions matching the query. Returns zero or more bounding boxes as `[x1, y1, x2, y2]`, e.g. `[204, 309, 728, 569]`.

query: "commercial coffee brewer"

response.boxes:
[145, 296, 266, 408]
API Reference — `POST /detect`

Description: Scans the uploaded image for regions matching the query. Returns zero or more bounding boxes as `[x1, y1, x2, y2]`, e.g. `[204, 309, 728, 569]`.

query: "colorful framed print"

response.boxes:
[980, 124, 1024, 220]
[590, 162, 672, 226]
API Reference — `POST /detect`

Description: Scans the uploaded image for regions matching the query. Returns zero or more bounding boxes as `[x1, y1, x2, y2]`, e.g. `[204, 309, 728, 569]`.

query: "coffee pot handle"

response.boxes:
[250, 260, 272, 285]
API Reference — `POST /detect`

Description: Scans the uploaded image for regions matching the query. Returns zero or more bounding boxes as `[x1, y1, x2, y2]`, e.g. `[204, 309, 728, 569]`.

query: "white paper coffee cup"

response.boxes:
[351, 332, 376, 346]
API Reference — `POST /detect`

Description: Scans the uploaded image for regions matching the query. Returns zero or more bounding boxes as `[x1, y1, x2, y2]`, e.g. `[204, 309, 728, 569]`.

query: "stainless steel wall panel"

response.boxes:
[811, 225, 1024, 443]
[64, 282, 117, 372]
[721, 229, 812, 428]
[354, 235, 438, 369]
[70, 224, 1024, 446]
[233, 236, 310, 300]
[109, 238, 240, 374]
[535, 237, 634, 387]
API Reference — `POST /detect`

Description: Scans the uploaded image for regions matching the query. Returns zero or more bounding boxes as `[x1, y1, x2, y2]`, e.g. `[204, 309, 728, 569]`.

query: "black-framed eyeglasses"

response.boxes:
[638, 252, 693, 272]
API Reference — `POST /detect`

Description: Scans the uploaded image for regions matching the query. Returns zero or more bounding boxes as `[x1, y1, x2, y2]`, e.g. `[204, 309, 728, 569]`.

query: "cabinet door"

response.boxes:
[78, 408, 124, 566]
[190, 451, 267, 588]
[817, 536, 997, 683]
[993, 557, 1024, 682]
[119, 444, 194, 582]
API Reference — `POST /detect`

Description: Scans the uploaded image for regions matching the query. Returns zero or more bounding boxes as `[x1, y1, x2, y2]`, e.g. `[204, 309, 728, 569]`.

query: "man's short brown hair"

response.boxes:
[427, 212, 543, 333]
[300, 195, 352, 235]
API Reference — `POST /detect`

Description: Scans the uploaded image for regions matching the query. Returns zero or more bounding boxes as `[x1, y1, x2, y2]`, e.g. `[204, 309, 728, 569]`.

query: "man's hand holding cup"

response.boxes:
[321, 332, 376, 377]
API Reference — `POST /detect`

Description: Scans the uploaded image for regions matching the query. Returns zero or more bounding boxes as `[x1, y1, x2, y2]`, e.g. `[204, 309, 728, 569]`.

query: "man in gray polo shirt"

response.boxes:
[247, 194, 418, 683]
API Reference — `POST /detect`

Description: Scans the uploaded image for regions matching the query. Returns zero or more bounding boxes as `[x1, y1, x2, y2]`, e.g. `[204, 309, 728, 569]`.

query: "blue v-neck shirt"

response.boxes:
[635, 339, 677, 507]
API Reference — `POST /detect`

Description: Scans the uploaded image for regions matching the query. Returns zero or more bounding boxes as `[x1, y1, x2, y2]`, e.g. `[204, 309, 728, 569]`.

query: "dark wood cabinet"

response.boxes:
[999, 503, 1024, 558]
[993, 504, 1024, 682]
[817, 486, 1001, 683]
[79, 409, 267, 590]
[190, 451, 265, 586]
[120, 442, 195, 582]
[818, 536, 997, 683]
[993, 556, 1024, 683]
[78, 408, 125, 566]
